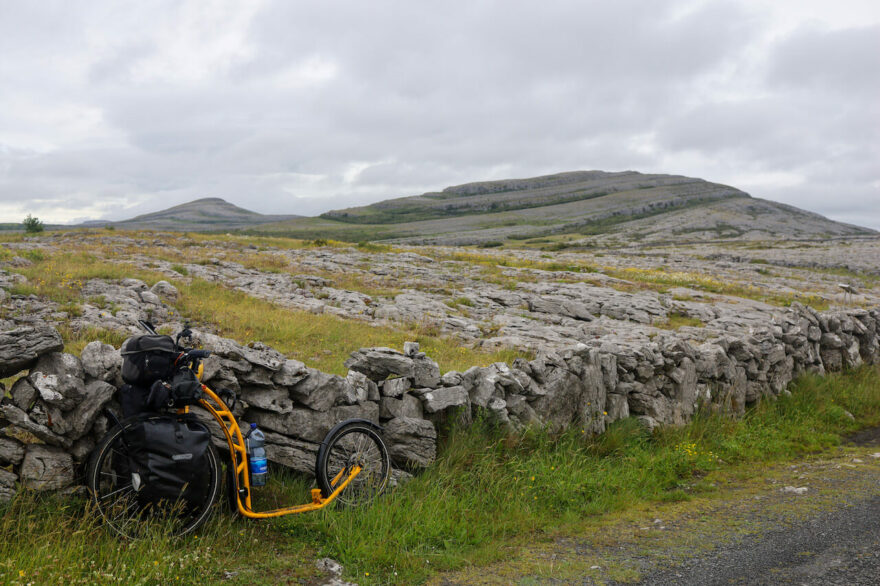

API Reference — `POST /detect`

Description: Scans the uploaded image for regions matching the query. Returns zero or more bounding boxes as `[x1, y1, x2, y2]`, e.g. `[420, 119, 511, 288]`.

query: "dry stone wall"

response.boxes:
[2, 303, 880, 502]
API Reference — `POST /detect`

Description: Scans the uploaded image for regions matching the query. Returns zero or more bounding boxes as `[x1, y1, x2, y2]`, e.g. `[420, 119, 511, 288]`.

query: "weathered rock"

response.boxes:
[70, 436, 96, 463]
[27, 352, 86, 410]
[262, 430, 319, 475]
[381, 377, 411, 398]
[0, 437, 25, 465]
[290, 371, 345, 412]
[486, 397, 511, 426]
[384, 417, 437, 468]
[10, 377, 38, 410]
[247, 408, 333, 442]
[0, 400, 71, 447]
[64, 379, 116, 440]
[420, 386, 469, 414]
[380, 394, 423, 420]
[20, 444, 74, 490]
[0, 325, 64, 378]
[240, 386, 293, 414]
[0, 467, 16, 502]
[247, 403, 379, 443]
[463, 366, 499, 409]
[345, 370, 379, 402]
[239, 366, 277, 387]
[605, 393, 630, 422]
[440, 371, 463, 387]
[272, 359, 308, 386]
[80, 341, 121, 383]
[194, 332, 284, 371]
[403, 341, 420, 357]
[344, 347, 414, 381]
[412, 355, 441, 388]
[150, 280, 179, 302]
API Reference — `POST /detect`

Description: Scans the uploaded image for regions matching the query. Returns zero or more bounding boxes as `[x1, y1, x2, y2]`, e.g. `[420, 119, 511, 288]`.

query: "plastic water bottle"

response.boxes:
[245, 423, 268, 487]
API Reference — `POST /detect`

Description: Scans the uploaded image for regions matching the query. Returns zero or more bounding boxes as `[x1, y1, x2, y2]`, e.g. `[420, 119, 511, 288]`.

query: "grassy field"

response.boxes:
[2, 365, 879, 585]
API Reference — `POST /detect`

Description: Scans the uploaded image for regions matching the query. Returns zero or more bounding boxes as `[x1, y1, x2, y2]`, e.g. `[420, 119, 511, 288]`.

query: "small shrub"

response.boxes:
[22, 214, 44, 234]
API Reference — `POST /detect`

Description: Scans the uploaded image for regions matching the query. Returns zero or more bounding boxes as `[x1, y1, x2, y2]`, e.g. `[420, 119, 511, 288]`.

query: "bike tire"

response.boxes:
[86, 413, 221, 539]
[315, 420, 390, 507]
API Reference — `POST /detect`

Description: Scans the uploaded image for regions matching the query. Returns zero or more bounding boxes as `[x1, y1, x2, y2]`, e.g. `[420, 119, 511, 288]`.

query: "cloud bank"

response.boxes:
[1, 0, 878, 228]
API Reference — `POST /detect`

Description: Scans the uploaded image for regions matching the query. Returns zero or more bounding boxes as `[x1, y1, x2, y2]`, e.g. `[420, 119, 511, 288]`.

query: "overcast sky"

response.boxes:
[1, 1, 878, 228]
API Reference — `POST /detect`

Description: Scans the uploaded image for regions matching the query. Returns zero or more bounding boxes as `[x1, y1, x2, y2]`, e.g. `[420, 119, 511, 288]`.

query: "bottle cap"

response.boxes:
[250, 422, 257, 429]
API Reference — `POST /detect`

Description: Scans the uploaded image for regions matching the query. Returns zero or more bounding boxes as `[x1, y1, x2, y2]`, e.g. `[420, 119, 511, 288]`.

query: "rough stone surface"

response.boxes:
[0, 437, 25, 465]
[344, 348, 414, 381]
[381, 377, 411, 398]
[420, 386, 469, 414]
[0, 325, 64, 377]
[80, 341, 121, 383]
[27, 352, 86, 410]
[290, 371, 345, 412]
[380, 394, 424, 420]
[384, 417, 437, 469]
[19, 444, 74, 490]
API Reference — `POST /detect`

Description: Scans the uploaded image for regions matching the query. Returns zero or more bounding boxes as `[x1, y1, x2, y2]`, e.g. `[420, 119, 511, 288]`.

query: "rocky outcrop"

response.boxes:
[0, 325, 63, 377]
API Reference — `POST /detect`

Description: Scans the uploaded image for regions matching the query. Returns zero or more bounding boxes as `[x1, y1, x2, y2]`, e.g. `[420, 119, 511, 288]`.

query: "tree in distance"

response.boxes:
[23, 214, 44, 233]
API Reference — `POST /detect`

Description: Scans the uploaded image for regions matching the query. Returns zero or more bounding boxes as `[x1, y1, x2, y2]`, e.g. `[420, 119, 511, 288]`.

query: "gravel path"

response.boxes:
[639, 494, 880, 585]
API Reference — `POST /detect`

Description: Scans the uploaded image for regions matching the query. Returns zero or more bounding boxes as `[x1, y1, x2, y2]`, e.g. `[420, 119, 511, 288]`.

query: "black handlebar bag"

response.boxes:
[123, 415, 212, 510]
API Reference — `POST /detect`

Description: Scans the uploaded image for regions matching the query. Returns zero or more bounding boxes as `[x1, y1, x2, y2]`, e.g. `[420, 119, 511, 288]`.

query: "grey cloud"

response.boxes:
[0, 0, 878, 227]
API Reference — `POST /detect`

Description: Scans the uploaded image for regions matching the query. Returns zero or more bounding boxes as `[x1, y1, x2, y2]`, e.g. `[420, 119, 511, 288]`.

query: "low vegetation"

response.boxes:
[7, 251, 525, 374]
[2, 365, 879, 584]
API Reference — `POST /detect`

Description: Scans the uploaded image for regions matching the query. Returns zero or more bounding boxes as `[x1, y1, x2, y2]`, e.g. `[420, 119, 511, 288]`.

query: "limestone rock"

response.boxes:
[420, 386, 468, 414]
[272, 359, 308, 386]
[384, 417, 437, 469]
[150, 280, 179, 302]
[0, 467, 16, 502]
[241, 386, 293, 414]
[0, 325, 64, 378]
[10, 377, 38, 410]
[20, 444, 74, 490]
[80, 341, 121, 383]
[290, 371, 345, 412]
[262, 430, 319, 475]
[0, 400, 72, 448]
[344, 347, 414, 381]
[380, 394, 423, 420]
[345, 370, 379, 402]
[27, 352, 86, 410]
[412, 355, 441, 388]
[0, 437, 25, 465]
[64, 379, 116, 440]
[381, 377, 411, 398]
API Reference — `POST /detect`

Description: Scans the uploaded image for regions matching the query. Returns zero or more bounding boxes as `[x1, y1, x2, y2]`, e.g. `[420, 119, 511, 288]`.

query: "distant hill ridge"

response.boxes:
[255, 170, 875, 245]
[62, 170, 875, 244]
[86, 197, 300, 232]
[320, 170, 745, 225]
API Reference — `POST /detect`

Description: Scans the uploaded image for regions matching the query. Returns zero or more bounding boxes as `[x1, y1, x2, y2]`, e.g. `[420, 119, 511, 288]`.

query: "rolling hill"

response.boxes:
[87, 198, 300, 232]
[251, 171, 875, 245]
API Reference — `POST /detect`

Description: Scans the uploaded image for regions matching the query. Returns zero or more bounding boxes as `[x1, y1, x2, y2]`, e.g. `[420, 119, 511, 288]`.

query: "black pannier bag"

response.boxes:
[120, 335, 178, 386]
[124, 415, 212, 509]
